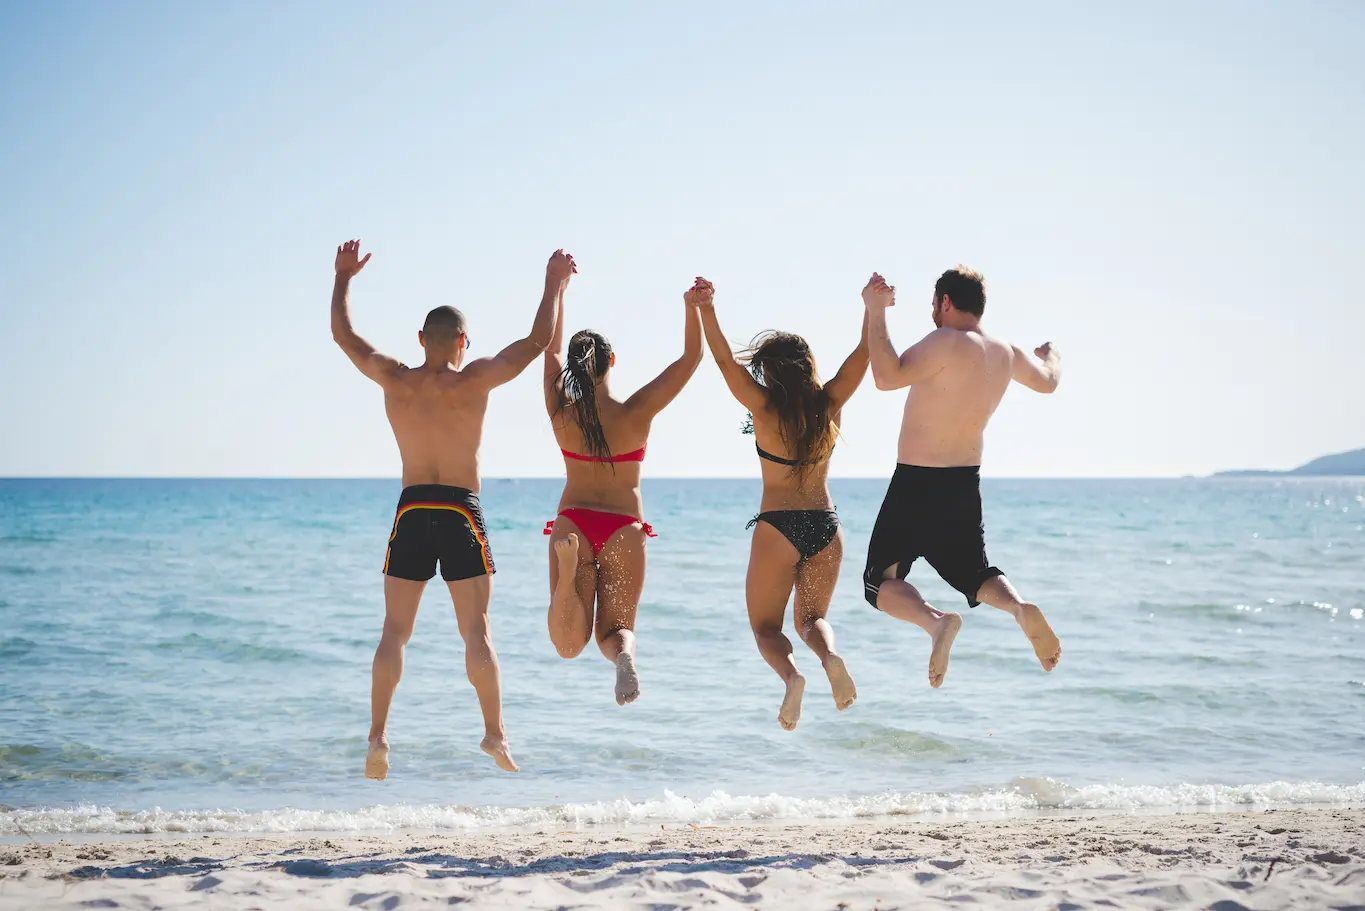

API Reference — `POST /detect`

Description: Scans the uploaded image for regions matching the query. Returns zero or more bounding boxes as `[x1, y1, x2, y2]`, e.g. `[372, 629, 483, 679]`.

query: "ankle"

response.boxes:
[369, 732, 388, 747]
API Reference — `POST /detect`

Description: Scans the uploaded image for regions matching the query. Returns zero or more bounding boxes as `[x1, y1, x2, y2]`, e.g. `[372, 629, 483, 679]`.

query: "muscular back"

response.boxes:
[382, 367, 491, 489]
[898, 330, 1013, 467]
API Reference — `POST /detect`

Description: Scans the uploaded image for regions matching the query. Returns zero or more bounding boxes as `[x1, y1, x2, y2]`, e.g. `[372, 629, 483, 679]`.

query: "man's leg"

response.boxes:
[447, 575, 518, 771]
[368, 575, 426, 780]
[874, 567, 962, 689]
[974, 575, 1061, 671]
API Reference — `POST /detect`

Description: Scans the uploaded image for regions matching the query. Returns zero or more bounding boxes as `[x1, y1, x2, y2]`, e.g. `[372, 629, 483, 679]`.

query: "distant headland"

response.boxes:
[1216, 447, 1365, 477]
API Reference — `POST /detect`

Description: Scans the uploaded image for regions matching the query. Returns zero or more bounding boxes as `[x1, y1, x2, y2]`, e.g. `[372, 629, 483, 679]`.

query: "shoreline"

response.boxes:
[2, 807, 1361, 909]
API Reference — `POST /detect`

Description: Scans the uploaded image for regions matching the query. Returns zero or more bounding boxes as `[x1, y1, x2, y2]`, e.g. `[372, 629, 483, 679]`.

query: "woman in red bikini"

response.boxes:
[542, 274, 704, 705]
[694, 277, 870, 730]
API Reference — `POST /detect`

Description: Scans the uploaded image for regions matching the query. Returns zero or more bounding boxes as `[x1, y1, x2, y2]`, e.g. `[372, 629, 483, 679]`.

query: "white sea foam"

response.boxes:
[4, 780, 1362, 836]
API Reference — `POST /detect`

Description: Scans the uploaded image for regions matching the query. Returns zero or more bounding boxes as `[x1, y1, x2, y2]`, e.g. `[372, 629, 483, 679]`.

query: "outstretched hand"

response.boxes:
[862, 272, 895, 309]
[685, 276, 714, 309]
[547, 249, 577, 284]
[1035, 342, 1056, 361]
[335, 239, 371, 277]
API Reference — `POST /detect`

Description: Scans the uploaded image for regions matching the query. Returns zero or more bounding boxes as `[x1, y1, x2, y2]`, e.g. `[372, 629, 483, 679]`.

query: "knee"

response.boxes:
[458, 615, 491, 648]
[750, 620, 783, 642]
[551, 639, 584, 658]
[381, 618, 414, 645]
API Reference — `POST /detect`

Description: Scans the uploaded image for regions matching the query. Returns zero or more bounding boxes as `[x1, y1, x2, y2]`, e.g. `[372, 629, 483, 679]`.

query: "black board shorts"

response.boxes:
[383, 485, 496, 582]
[863, 464, 1002, 609]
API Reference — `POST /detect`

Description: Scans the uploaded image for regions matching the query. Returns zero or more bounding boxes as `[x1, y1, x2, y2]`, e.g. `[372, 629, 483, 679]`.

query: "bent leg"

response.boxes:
[546, 517, 597, 659]
[368, 576, 425, 779]
[447, 575, 518, 771]
[793, 530, 856, 711]
[594, 525, 649, 705]
[875, 566, 962, 689]
[747, 522, 804, 730]
[975, 574, 1061, 671]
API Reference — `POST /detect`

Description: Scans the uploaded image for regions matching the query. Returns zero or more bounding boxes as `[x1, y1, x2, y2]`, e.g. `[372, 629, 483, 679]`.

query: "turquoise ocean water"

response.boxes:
[1, 477, 1363, 835]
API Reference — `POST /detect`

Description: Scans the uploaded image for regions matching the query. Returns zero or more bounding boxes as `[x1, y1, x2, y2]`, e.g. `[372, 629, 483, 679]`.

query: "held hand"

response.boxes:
[1034, 342, 1056, 361]
[862, 273, 895, 309]
[684, 276, 714, 309]
[335, 239, 372, 277]
[546, 249, 578, 284]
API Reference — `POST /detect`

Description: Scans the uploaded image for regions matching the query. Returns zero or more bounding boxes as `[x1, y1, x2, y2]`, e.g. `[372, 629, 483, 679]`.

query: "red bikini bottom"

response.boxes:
[543, 507, 657, 557]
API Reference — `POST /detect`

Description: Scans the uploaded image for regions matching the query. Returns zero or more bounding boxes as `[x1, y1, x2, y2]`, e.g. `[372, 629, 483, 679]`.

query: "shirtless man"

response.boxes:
[331, 239, 575, 780]
[860, 267, 1062, 688]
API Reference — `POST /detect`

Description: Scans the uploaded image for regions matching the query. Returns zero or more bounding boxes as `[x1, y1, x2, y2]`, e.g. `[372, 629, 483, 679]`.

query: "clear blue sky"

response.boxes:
[2, 1, 1362, 477]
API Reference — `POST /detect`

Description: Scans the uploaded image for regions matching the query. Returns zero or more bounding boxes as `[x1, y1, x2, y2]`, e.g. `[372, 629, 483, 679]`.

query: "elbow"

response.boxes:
[872, 371, 896, 391]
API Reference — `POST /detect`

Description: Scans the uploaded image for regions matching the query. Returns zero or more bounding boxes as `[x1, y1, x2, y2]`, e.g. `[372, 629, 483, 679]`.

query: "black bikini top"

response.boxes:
[756, 444, 833, 467]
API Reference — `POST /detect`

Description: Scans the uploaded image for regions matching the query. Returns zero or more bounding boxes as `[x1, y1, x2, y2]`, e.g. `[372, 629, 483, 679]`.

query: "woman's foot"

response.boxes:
[823, 654, 857, 710]
[779, 673, 806, 731]
[614, 652, 641, 705]
[480, 735, 519, 772]
[365, 736, 390, 780]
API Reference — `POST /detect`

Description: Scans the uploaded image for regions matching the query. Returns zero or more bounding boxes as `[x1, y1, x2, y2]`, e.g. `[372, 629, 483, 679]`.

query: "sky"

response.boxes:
[1, 1, 1362, 478]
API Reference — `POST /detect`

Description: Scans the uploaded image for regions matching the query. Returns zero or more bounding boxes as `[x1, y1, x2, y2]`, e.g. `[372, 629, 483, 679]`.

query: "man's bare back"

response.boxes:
[860, 267, 1062, 688]
[330, 239, 575, 781]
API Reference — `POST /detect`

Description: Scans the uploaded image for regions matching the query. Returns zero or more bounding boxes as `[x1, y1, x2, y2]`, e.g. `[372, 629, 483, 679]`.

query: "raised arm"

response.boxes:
[863, 272, 948, 391]
[694, 278, 768, 413]
[542, 269, 570, 416]
[1011, 341, 1062, 393]
[331, 240, 402, 385]
[465, 249, 573, 390]
[624, 281, 705, 418]
[823, 309, 870, 407]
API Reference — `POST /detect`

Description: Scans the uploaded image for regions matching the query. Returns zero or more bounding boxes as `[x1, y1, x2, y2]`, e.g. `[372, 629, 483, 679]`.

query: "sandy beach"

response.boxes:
[1, 808, 1360, 909]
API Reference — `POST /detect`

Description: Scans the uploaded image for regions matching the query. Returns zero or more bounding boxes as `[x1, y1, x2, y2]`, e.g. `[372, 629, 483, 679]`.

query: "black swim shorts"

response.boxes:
[383, 485, 496, 582]
[863, 464, 1003, 609]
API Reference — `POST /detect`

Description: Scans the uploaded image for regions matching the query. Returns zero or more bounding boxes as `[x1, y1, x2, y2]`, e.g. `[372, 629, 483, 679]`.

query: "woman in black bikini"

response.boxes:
[542, 272, 704, 705]
[695, 277, 869, 730]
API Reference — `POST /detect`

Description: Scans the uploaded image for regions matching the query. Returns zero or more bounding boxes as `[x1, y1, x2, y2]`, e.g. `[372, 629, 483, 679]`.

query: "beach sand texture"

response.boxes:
[2, 808, 1361, 909]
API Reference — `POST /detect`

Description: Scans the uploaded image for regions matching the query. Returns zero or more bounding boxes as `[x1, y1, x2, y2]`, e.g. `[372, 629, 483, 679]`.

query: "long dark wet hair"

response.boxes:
[740, 331, 837, 482]
[555, 329, 614, 462]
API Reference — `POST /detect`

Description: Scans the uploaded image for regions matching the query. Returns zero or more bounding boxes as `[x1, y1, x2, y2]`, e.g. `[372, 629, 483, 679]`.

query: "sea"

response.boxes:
[1, 477, 1362, 836]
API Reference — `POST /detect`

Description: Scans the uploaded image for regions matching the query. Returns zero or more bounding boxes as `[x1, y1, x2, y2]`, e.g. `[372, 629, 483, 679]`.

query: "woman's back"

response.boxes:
[552, 394, 649, 516]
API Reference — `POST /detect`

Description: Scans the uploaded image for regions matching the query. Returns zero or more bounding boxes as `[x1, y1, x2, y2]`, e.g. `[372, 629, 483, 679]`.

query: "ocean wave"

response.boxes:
[4, 780, 1362, 836]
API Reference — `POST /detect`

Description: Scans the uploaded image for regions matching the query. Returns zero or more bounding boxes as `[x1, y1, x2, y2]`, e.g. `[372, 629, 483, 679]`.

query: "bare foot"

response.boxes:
[615, 652, 640, 705]
[779, 673, 806, 731]
[1017, 603, 1061, 671]
[365, 738, 389, 780]
[928, 612, 962, 688]
[480, 735, 519, 773]
[823, 654, 857, 710]
[554, 532, 580, 572]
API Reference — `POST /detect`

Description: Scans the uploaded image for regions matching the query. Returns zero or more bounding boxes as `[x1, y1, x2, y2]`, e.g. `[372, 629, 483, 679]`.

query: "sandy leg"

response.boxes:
[365, 738, 390, 781]
[778, 673, 806, 731]
[615, 652, 641, 705]
[480, 735, 519, 772]
[822, 654, 857, 710]
[928, 612, 962, 689]
[1018, 603, 1061, 671]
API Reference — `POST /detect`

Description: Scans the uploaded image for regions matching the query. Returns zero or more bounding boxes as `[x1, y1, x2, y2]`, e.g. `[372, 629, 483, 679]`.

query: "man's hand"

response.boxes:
[1035, 342, 1056, 361]
[335, 239, 371, 277]
[862, 273, 895, 309]
[685, 276, 714, 309]
[546, 249, 577, 285]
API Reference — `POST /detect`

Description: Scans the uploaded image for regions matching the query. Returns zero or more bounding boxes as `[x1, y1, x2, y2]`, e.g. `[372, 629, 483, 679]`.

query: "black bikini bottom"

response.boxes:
[747, 509, 840, 563]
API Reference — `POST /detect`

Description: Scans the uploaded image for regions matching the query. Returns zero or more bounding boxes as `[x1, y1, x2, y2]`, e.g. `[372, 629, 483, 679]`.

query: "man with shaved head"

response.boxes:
[330, 239, 576, 780]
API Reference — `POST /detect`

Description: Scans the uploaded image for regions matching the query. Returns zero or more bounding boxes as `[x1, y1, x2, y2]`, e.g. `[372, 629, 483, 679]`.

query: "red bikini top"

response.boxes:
[560, 445, 647, 463]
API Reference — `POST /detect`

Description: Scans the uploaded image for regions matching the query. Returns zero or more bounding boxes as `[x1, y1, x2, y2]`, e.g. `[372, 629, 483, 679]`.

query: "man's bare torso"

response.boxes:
[898, 328, 1013, 468]
[384, 366, 489, 489]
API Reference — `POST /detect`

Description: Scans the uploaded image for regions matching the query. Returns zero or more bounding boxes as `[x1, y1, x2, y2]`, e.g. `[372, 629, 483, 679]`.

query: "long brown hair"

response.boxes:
[740, 331, 837, 482]
[555, 329, 613, 461]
